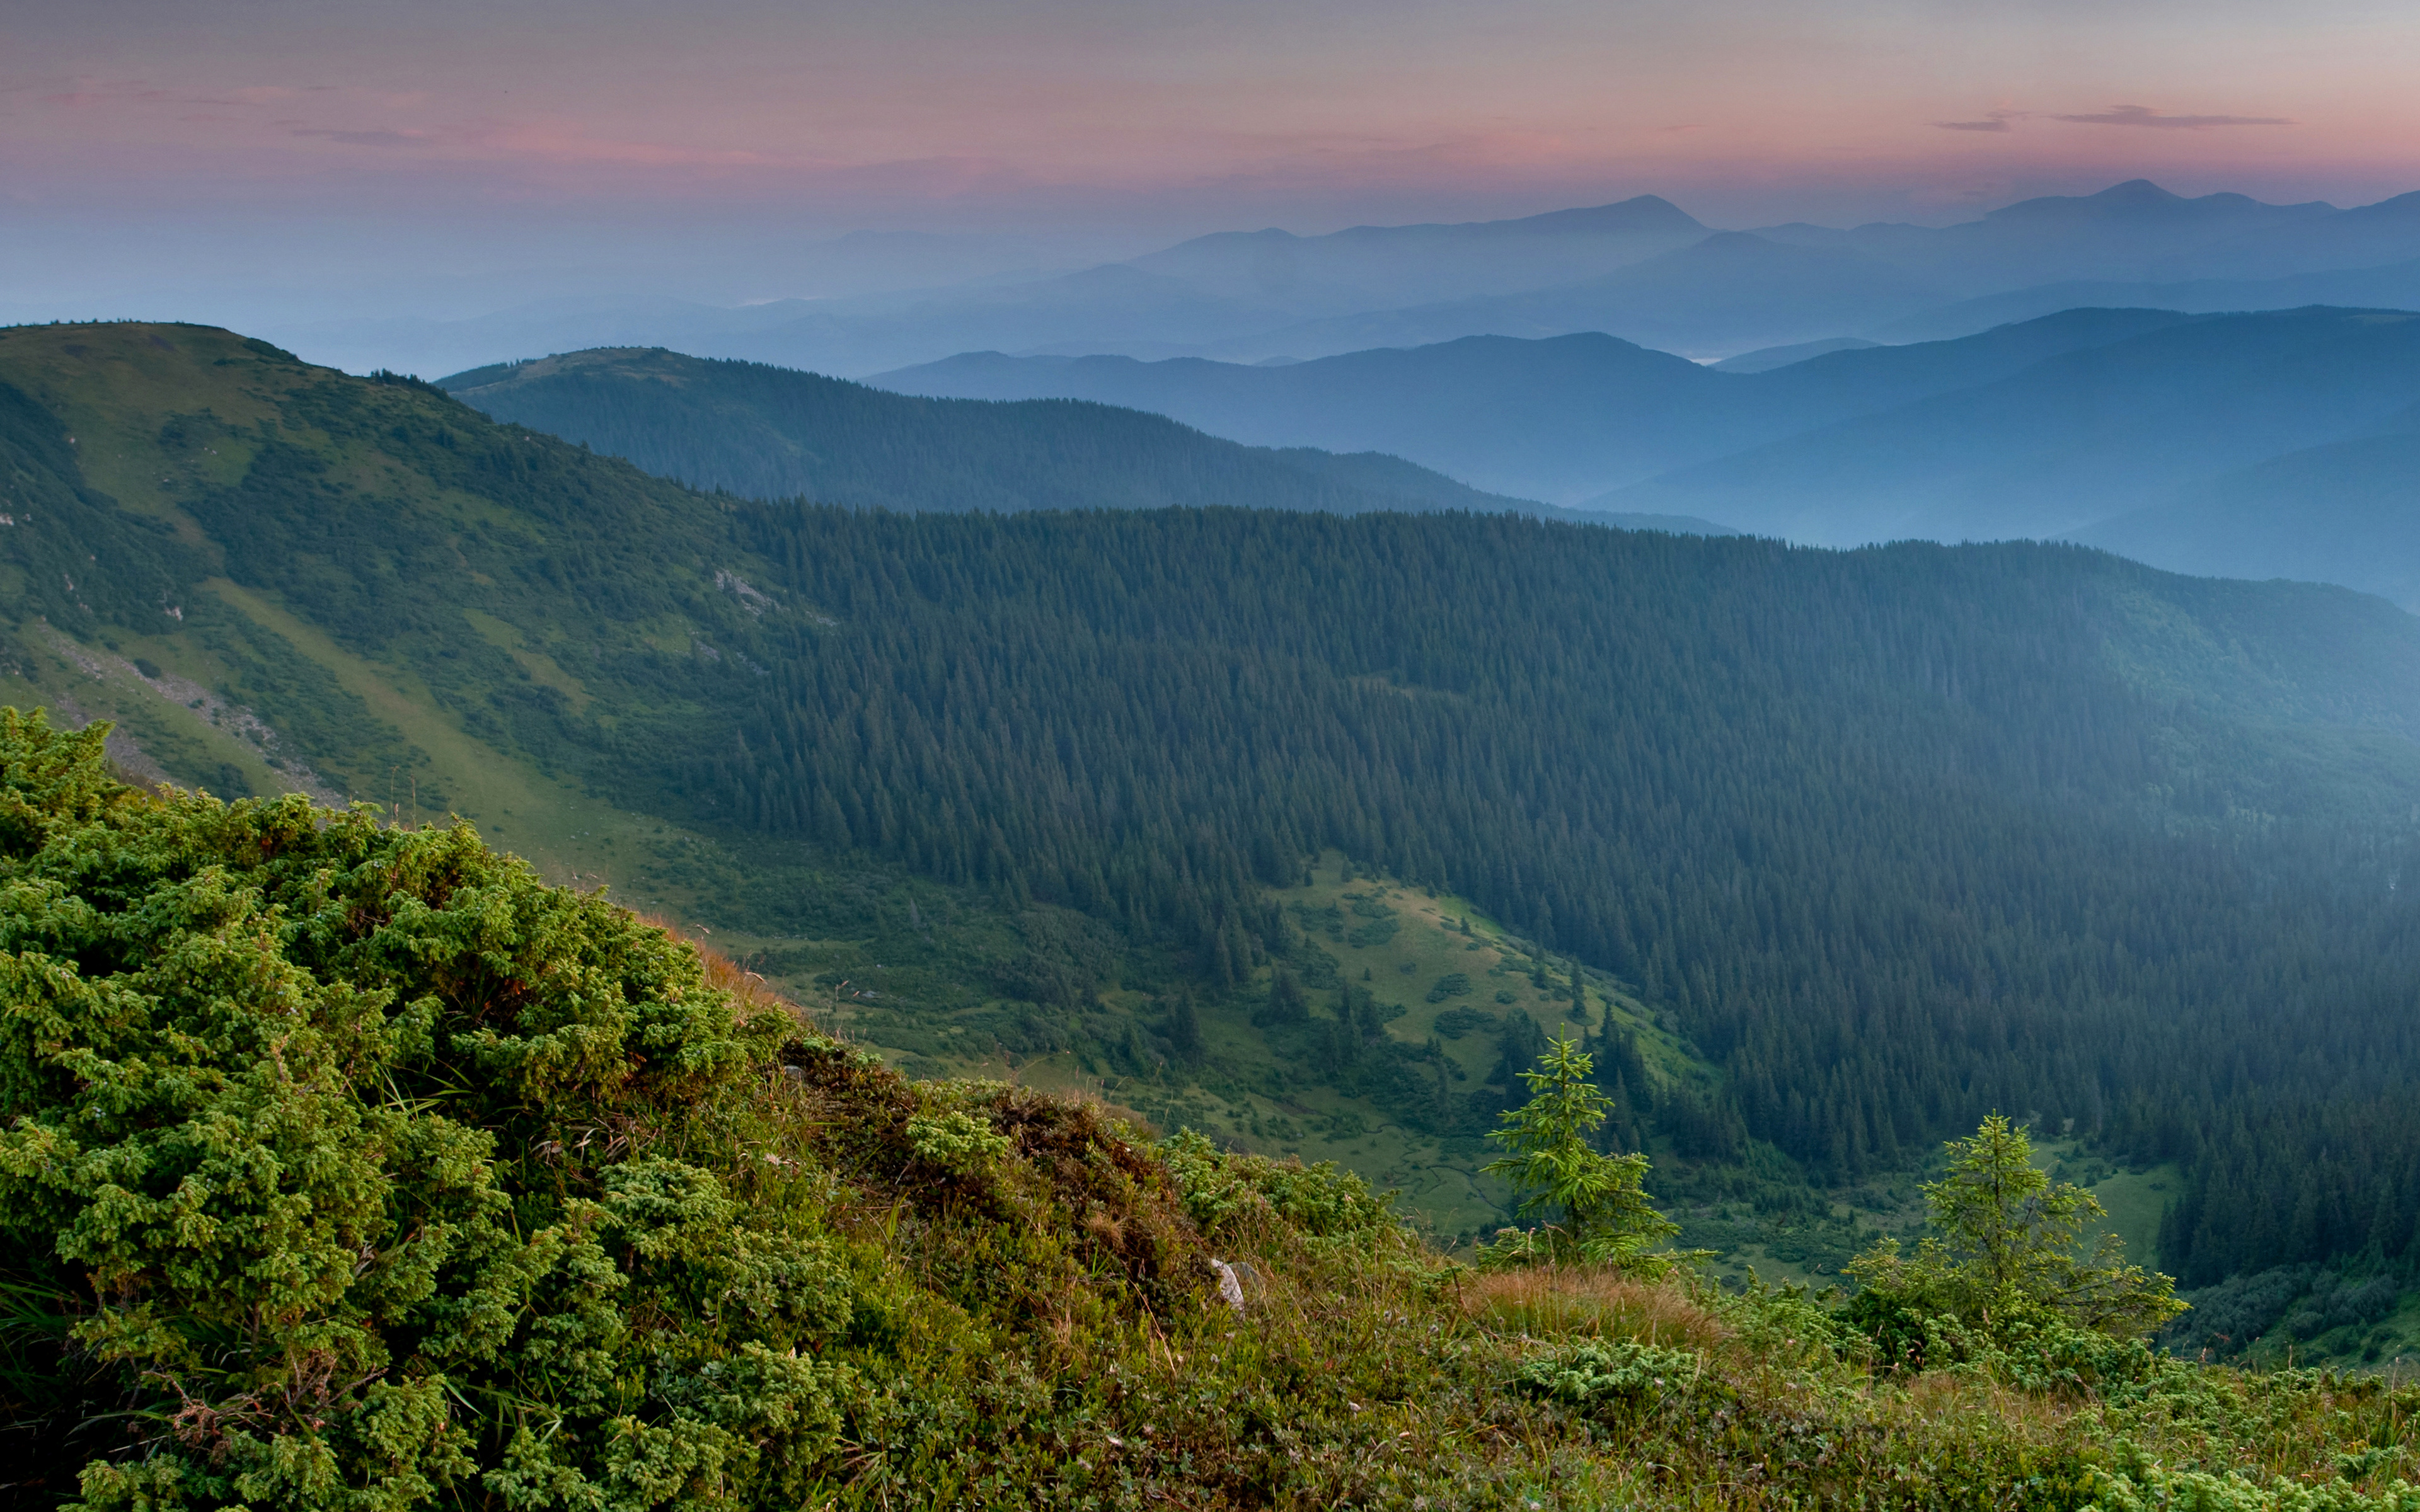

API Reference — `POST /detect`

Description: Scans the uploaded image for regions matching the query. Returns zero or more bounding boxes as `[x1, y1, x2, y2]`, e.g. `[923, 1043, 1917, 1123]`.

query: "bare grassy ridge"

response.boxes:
[808, 1208, 2420, 1509]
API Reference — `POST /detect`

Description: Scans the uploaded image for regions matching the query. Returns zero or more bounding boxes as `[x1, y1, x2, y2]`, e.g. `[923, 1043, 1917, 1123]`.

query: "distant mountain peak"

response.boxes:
[1985, 180, 2184, 223]
[1493, 195, 1707, 236]
[1155, 196, 1707, 257]
[1982, 178, 2331, 227]
[2339, 190, 2420, 222]
[2093, 178, 2185, 203]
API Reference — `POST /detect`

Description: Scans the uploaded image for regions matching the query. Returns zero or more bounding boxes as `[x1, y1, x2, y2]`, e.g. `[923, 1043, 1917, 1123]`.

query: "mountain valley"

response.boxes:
[10, 324, 2420, 1355]
[26, 0, 2420, 1495]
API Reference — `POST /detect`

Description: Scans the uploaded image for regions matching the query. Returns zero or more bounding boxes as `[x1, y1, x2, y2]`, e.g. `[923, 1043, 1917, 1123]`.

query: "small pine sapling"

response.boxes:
[1478, 1036, 1683, 1273]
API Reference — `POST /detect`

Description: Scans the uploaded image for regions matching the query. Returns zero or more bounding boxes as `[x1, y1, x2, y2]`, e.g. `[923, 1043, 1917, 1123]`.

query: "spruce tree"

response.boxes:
[1478, 1036, 1679, 1271]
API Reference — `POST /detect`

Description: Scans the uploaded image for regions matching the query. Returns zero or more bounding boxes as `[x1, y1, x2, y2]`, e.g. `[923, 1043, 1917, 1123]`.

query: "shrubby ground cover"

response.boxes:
[1, 709, 2416, 1509]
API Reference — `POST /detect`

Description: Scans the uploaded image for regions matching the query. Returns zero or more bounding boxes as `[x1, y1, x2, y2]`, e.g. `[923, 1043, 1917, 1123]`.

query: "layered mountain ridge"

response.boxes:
[436, 346, 1725, 534]
[274, 178, 2420, 379]
[875, 306, 2420, 608]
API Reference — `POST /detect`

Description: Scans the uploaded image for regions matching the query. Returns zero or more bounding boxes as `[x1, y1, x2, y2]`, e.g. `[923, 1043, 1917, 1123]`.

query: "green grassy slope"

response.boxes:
[0, 322, 764, 864]
[817, 853, 1713, 1245]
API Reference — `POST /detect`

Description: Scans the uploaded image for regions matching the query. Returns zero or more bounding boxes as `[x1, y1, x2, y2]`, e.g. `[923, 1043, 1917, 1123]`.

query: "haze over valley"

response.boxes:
[258, 180, 2420, 378]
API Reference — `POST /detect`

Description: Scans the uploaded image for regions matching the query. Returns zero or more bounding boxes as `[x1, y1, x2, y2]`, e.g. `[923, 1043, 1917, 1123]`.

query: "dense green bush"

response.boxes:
[1156, 1128, 1397, 1246]
[0, 711, 1209, 1507]
[2163, 1264, 2409, 1363]
[1847, 1114, 2184, 1373]
[1422, 973, 1470, 1004]
[1512, 1339, 1715, 1411]
[0, 709, 858, 1508]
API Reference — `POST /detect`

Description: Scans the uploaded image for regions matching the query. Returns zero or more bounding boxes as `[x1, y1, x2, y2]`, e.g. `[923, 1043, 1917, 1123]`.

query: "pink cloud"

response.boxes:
[2051, 104, 2295, 129]
[1934, 110, 2028, 134]
[287, 127, 437, 147]
[42, 84, 170, 108]
[466, 120, 793, 169]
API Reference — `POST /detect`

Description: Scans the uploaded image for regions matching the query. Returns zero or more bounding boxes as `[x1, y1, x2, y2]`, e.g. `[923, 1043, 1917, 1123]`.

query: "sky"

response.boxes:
[7, 0, 2419, 321]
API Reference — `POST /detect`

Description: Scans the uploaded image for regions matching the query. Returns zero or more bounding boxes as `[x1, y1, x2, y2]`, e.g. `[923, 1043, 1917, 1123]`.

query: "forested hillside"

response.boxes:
[7, 323, 2420, 1311]
[715, 507, 2420, 1285]
[2079, 431, 2420, 612]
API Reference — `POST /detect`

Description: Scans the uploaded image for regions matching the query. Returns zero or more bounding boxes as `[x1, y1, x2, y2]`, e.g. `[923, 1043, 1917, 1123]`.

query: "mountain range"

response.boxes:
[870, 308, 2192, 500]
[1753, 180, 2343, 294]
[272, 180, 2420, 379]
[1605, 307, 2420, 552]
[874, 306, 2420, 608]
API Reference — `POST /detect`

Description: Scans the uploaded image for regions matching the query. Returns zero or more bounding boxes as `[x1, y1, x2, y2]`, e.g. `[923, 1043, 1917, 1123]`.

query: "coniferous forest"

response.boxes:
[700, 506, 2420, 1284]
[4, 709, 2413, 1509]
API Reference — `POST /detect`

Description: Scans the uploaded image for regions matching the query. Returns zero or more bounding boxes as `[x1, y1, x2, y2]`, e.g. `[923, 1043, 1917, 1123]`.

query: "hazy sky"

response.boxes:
[8, 0, 2419, 317]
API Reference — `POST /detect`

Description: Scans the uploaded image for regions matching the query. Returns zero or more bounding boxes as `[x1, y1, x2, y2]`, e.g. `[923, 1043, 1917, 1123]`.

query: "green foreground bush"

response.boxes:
[1, 709, 2415, 1509]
